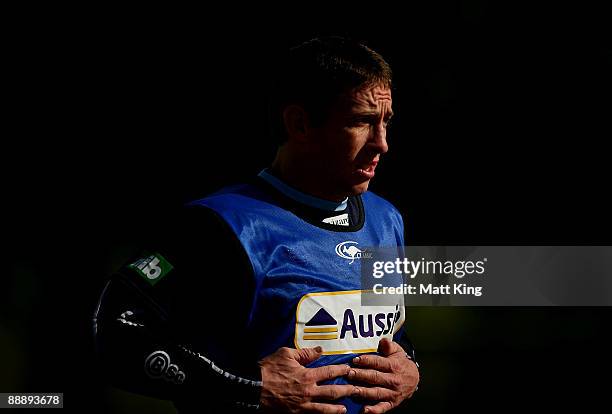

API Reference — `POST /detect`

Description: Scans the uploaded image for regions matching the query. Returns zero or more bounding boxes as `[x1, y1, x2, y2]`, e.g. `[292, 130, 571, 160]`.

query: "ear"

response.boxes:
[282, 105, 310, 143]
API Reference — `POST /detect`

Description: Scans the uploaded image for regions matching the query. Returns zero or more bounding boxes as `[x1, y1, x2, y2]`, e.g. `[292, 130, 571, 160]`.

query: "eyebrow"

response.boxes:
[350, 110, 394, 121]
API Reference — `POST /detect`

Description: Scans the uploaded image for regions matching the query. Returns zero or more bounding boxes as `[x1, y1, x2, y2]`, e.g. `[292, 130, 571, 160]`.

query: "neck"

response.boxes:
[270, 146, 347, 203]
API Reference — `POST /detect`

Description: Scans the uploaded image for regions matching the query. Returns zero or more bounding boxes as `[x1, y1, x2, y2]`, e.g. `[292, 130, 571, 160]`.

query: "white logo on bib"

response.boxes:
[335, 241, 363, 264]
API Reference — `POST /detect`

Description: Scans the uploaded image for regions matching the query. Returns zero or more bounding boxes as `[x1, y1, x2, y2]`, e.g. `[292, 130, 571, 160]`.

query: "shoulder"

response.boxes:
[362, 191, 403, 219]
[185, 182, 287, 227]
[187, 183, 270, 210]
[362, 191, 405, 244]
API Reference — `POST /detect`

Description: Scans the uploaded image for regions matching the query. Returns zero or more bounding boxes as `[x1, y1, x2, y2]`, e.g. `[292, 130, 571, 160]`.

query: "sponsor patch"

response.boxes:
[294, 290, 404, 355]
[144, 350, 186, 384]
[129, 253, 174, 285]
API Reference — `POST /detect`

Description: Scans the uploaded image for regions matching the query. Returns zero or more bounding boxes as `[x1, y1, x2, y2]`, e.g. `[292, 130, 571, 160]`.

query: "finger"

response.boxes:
[310, 364, 351, 382]
[352, 355, 393, 372]
[293, 346, 323, 365]
[363, 401, 394, 414]
[303, 402, 348, 414]
[347, 368, 394, 387]
[377, 338, 403, 357]
[312, 384, 360, 400]
[353, 386, 395, 402]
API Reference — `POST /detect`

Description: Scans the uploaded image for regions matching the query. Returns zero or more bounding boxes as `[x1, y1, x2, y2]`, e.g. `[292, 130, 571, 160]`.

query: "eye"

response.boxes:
[348, 118, 370, 129]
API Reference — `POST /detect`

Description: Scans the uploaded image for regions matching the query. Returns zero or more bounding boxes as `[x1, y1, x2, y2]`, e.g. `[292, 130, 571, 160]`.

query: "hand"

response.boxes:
[259, 346, 359, 413]
[348, 338, 419, 414]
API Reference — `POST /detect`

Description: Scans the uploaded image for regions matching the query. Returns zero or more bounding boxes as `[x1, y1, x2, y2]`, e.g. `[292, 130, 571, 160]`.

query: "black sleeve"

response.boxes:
[396, 328, 419, 368]
[93, 206, 262, 410]
[397, 219, 420, 385]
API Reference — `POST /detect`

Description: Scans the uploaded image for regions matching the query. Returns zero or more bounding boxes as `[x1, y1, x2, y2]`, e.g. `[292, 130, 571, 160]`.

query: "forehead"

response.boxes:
[336, 83, 392, 113]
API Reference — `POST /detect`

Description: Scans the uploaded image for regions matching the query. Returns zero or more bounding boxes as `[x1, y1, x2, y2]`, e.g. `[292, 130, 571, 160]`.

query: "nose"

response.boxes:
[370, 121, 389, 155]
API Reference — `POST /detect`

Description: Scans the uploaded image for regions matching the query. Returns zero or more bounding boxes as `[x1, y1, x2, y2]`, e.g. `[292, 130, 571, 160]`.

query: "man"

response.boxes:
[94, 37, 419, 413]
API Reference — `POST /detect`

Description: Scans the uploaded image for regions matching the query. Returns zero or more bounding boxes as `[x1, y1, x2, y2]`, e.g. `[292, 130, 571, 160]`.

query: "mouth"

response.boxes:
[355, 160, 378, 180]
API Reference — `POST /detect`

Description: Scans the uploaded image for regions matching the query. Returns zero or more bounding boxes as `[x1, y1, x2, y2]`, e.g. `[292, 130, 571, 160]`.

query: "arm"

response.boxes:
[94, 272, 263, 409]
[93, 206, 356, 412]
[93, 206, 264, 409]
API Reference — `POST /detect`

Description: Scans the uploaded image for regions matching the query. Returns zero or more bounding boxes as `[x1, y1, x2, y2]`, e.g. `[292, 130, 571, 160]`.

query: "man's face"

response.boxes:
[308, 83, 393, 198]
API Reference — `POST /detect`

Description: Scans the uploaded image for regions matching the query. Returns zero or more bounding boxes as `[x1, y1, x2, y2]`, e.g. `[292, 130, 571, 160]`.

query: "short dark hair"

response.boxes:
[269, 36, 393, 144]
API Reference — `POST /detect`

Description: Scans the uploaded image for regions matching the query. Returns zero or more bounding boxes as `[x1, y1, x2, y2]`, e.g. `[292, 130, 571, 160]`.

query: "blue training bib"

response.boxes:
[189, 183, 406, 413]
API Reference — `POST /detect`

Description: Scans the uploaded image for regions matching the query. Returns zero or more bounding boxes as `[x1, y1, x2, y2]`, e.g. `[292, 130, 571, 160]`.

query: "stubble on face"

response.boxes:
[328, 83, 393, 195]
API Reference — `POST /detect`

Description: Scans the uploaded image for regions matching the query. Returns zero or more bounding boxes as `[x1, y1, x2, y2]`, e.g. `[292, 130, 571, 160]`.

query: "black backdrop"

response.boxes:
[4, 2, 612, 413]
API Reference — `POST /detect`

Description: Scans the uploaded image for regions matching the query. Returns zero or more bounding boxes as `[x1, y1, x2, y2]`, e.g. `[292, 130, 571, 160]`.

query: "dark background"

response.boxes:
[4, 2, 612, 413]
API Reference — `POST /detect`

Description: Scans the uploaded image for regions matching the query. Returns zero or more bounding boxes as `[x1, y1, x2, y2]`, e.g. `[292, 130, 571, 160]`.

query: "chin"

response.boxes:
[349, 180, 371, 195]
